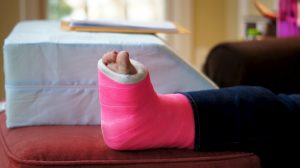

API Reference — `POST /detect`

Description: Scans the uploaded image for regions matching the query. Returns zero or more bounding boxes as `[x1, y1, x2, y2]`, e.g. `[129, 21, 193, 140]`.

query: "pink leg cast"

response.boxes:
[98, 64, 195, 150]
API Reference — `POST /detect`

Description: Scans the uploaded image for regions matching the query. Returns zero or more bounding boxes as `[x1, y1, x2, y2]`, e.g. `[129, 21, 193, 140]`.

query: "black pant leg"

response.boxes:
[182, 86, 300, 167]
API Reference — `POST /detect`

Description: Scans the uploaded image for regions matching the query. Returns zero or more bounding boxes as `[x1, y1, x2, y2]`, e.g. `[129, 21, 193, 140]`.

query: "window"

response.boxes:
[47, 0, 165, 22]
[46, 0, 193, 65]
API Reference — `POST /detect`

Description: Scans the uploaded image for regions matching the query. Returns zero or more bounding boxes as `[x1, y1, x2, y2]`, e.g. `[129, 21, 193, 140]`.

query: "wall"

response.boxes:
[193, 0, 228, 70]
[193, 0, 277, 71]
[164, 0, 194, 65]
[0, 1, 20, 100]
[247, 0, 278, 16]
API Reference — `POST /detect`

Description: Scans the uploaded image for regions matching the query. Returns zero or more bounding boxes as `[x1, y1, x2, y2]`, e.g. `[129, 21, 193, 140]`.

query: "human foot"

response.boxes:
[98, 53, 195, 150]
[102, 51, 137, 75]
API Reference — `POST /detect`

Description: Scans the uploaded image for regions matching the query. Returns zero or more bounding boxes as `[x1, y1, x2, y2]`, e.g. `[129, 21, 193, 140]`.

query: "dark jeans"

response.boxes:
[182, 86, 300, 167]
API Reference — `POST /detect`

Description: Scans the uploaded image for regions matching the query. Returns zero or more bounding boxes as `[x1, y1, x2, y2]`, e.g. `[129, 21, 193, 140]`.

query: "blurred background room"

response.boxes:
[0, 0, 279, 100]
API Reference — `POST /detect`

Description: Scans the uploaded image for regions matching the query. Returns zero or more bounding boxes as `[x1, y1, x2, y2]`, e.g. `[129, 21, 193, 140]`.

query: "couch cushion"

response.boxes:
[0, 112, 260, 168]
[203, 37, 300, 94]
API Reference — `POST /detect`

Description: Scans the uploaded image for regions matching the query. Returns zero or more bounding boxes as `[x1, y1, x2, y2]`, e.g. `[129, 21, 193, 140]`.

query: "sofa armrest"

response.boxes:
[203, 37, 300, 94]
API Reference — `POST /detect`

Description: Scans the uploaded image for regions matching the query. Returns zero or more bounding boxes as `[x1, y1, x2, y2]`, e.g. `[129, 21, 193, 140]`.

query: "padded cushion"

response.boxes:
[4, 21, 217, 128]
[0, 112, 260, 168]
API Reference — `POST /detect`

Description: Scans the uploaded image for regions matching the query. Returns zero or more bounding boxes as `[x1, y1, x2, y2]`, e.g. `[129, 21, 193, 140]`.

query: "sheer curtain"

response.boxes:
[48, 0, 165, 22]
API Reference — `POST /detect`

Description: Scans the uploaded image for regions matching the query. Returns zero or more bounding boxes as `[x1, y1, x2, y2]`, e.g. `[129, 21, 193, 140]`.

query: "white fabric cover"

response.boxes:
[3, 21, 217, 128]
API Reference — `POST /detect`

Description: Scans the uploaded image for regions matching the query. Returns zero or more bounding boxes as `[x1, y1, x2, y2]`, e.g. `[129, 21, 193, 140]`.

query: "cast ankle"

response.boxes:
[98, 58, 147, 84]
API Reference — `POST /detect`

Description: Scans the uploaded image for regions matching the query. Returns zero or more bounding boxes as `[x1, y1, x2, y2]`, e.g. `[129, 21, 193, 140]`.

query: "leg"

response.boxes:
[98, 51, 195, 150]
[183, 87, 300, 167]
[98, 51, 300, 167]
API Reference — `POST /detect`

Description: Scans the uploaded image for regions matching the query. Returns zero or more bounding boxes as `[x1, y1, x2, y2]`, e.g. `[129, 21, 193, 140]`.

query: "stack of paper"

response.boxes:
[61, 19, 190, 34]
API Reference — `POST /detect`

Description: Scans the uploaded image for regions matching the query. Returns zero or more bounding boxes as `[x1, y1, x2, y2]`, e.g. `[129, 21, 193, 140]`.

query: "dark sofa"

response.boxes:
[203, 37, 300, 94]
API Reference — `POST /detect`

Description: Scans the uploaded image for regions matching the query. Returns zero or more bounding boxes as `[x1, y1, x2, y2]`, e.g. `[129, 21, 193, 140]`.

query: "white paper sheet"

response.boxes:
[68, 19, 177, 32]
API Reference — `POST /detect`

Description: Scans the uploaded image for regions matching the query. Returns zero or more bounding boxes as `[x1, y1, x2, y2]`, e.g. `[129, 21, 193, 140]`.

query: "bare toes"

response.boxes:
[102, 51, 118, 65]
[117, 51, 137, 75]
[117, 51, 130, 66]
